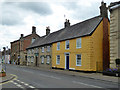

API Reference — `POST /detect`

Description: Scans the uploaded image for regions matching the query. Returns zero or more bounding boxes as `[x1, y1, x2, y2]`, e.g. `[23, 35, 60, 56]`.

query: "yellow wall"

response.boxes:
[52, 20, 109, 71]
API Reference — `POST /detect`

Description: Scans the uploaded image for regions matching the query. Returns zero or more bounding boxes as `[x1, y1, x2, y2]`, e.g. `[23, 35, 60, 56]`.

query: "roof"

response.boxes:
[109, 1, 120, 10]
[27, 15, 103, 49]
[10, 33, 40, 44]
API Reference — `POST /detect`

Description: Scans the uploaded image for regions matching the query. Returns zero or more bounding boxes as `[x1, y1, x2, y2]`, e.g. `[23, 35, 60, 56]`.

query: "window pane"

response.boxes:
[66, 40, 69, 49]
[42, 47, 44, 52]
[57, 42, 60, 50]
[76, 54, 81, 66]
[76, 38, 81, 48]
[47, 56, 50, 64]
[56, 55, 60, 64]
[47, 46, 50, 52]
[41, 57, 44, 64]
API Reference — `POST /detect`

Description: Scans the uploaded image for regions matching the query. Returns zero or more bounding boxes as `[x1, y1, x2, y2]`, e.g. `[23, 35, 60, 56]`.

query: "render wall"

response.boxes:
[110, 7, 120, 68]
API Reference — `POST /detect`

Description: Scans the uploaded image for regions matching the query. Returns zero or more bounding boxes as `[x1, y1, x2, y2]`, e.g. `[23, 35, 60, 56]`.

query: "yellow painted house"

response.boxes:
[52, 17, 110, 71]
[51, 1, 110, 72]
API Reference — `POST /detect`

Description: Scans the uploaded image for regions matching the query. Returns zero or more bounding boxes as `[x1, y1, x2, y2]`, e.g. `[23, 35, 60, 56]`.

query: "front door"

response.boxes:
[65, 54, 69, 69]
[35, 56, 38, 66]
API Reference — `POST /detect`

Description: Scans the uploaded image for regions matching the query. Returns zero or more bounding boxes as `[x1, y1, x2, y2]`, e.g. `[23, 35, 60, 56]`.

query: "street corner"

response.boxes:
[0, 73, 17, 85]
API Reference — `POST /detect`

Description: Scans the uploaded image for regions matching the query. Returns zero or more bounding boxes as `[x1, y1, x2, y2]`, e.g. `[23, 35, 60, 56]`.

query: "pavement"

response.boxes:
[1, 64, 119, 84]
[0, 73, 16, 83]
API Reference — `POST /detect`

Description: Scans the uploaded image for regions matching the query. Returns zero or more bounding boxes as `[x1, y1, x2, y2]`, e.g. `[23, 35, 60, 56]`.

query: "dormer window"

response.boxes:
[31, 38, 36, 43]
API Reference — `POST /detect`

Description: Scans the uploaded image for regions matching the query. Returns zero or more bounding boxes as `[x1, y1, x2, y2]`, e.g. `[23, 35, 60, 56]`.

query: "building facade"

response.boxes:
[10, 26, 40, 65]
[27, 27, 52, 69]
[52, 1, 110, 72]
[109, 1, 120, 68]
[27, 1, 110, 72]
[1, 47, 11, 64]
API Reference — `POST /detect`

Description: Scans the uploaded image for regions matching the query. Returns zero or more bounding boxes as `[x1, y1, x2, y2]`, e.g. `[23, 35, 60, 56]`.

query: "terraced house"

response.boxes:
[27, 1, 110, 71]
[10, 26, 40, 65]
[27, 27, 52, 68]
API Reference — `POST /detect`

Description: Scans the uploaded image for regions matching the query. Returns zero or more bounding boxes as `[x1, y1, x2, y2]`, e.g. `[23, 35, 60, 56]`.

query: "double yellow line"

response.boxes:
[0, 74, 17, 85]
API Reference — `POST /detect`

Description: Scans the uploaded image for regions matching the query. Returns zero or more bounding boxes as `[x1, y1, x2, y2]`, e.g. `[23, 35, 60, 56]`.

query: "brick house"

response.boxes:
[10, 26, 40, 65]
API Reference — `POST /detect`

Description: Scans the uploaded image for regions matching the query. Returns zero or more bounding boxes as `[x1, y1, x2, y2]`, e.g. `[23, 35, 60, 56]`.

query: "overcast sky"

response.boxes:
[0, 0, 117, 50]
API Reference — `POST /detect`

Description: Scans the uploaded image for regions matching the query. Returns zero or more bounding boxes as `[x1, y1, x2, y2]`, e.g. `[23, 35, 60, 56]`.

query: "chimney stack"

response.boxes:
[46, 26, 50, 35]
[20, 34, 24, 39]
[64, 19, 70, 28]
[32, 26, 36, 34]
[99, 1, 108, 18]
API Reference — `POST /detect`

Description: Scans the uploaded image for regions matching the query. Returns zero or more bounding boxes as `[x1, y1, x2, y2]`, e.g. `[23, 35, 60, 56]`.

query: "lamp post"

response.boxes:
[3, 47, 6, 72]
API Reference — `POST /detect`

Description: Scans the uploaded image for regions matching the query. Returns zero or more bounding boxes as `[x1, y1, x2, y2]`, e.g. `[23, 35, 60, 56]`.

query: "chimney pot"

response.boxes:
[46, 26, 50, 35]
[32, 26, 36, 34]
[99, 1, 108, 18]
[20, 34, 24, 38]
[64, 19, 70, 28]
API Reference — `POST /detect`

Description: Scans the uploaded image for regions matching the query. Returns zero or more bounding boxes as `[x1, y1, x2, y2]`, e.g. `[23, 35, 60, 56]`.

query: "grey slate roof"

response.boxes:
[27, 15, 103, 49]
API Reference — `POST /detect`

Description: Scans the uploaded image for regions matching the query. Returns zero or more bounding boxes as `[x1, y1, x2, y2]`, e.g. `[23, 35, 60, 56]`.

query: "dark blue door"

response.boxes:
[66, 55, 69, 69]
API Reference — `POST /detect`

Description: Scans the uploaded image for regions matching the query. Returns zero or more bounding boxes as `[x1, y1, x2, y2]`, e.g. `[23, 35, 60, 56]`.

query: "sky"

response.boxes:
[0, 0, 117, 51]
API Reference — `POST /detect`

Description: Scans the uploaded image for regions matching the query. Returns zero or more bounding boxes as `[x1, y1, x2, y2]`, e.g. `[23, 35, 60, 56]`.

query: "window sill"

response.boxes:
[76, 65, 81, 66]
[65, 49, 69, 50]
[76, 47, 81, 49]
[46, 63, 50, 65]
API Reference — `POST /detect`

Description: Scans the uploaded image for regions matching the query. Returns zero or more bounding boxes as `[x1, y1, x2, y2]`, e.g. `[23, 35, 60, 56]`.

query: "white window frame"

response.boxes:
[32, 49, 34, 54]
[57, 42, 60, 50]
[41, 57, 44, 64]
[31, 57, 34, 63]
[76, 38, 81, 48]
[76, 54, 81, 66]
[27, 57, 30, 63]
[46, 56, 50, 64]
[29, 50, 31, 54]
[31, 38, 36, 43]
[42, 47, 44, 53]
[56, 55, 60, 65]
[36, 48, 39, 53]
[27, 51, 29, 55]
[65, 40, 69, 50]
[47, 46, 50, 52]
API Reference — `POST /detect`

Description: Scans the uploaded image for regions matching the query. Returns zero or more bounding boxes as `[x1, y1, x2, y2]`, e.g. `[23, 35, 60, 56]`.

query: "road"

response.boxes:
[1, 64, 119, 89]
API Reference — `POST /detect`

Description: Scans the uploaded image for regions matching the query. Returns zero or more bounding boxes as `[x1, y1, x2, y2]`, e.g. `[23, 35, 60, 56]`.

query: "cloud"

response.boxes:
[18, 2, 53, 16]
[1, 2, 24, 26]
[59, 1, 100, 21]
[1, 2, 53, 26]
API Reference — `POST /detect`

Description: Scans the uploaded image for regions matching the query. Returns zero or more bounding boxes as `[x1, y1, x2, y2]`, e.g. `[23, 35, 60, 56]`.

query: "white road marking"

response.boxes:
[13, 82, 18, 85]
[24, 83, 29, 86]
[72, 81, 102, 88]
[11, 81, 24, 88]
[16, 84, 22, 87]
[10, 79, 35, 88]
[20, 81, 25, 84]
[39, 74, 61, 80]
[16, 79, 20, 82]
[29, 86, 35, 88]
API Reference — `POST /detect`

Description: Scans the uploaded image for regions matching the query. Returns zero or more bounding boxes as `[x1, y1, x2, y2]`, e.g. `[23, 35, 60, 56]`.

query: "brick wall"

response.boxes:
[103, 17, 110, 70]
